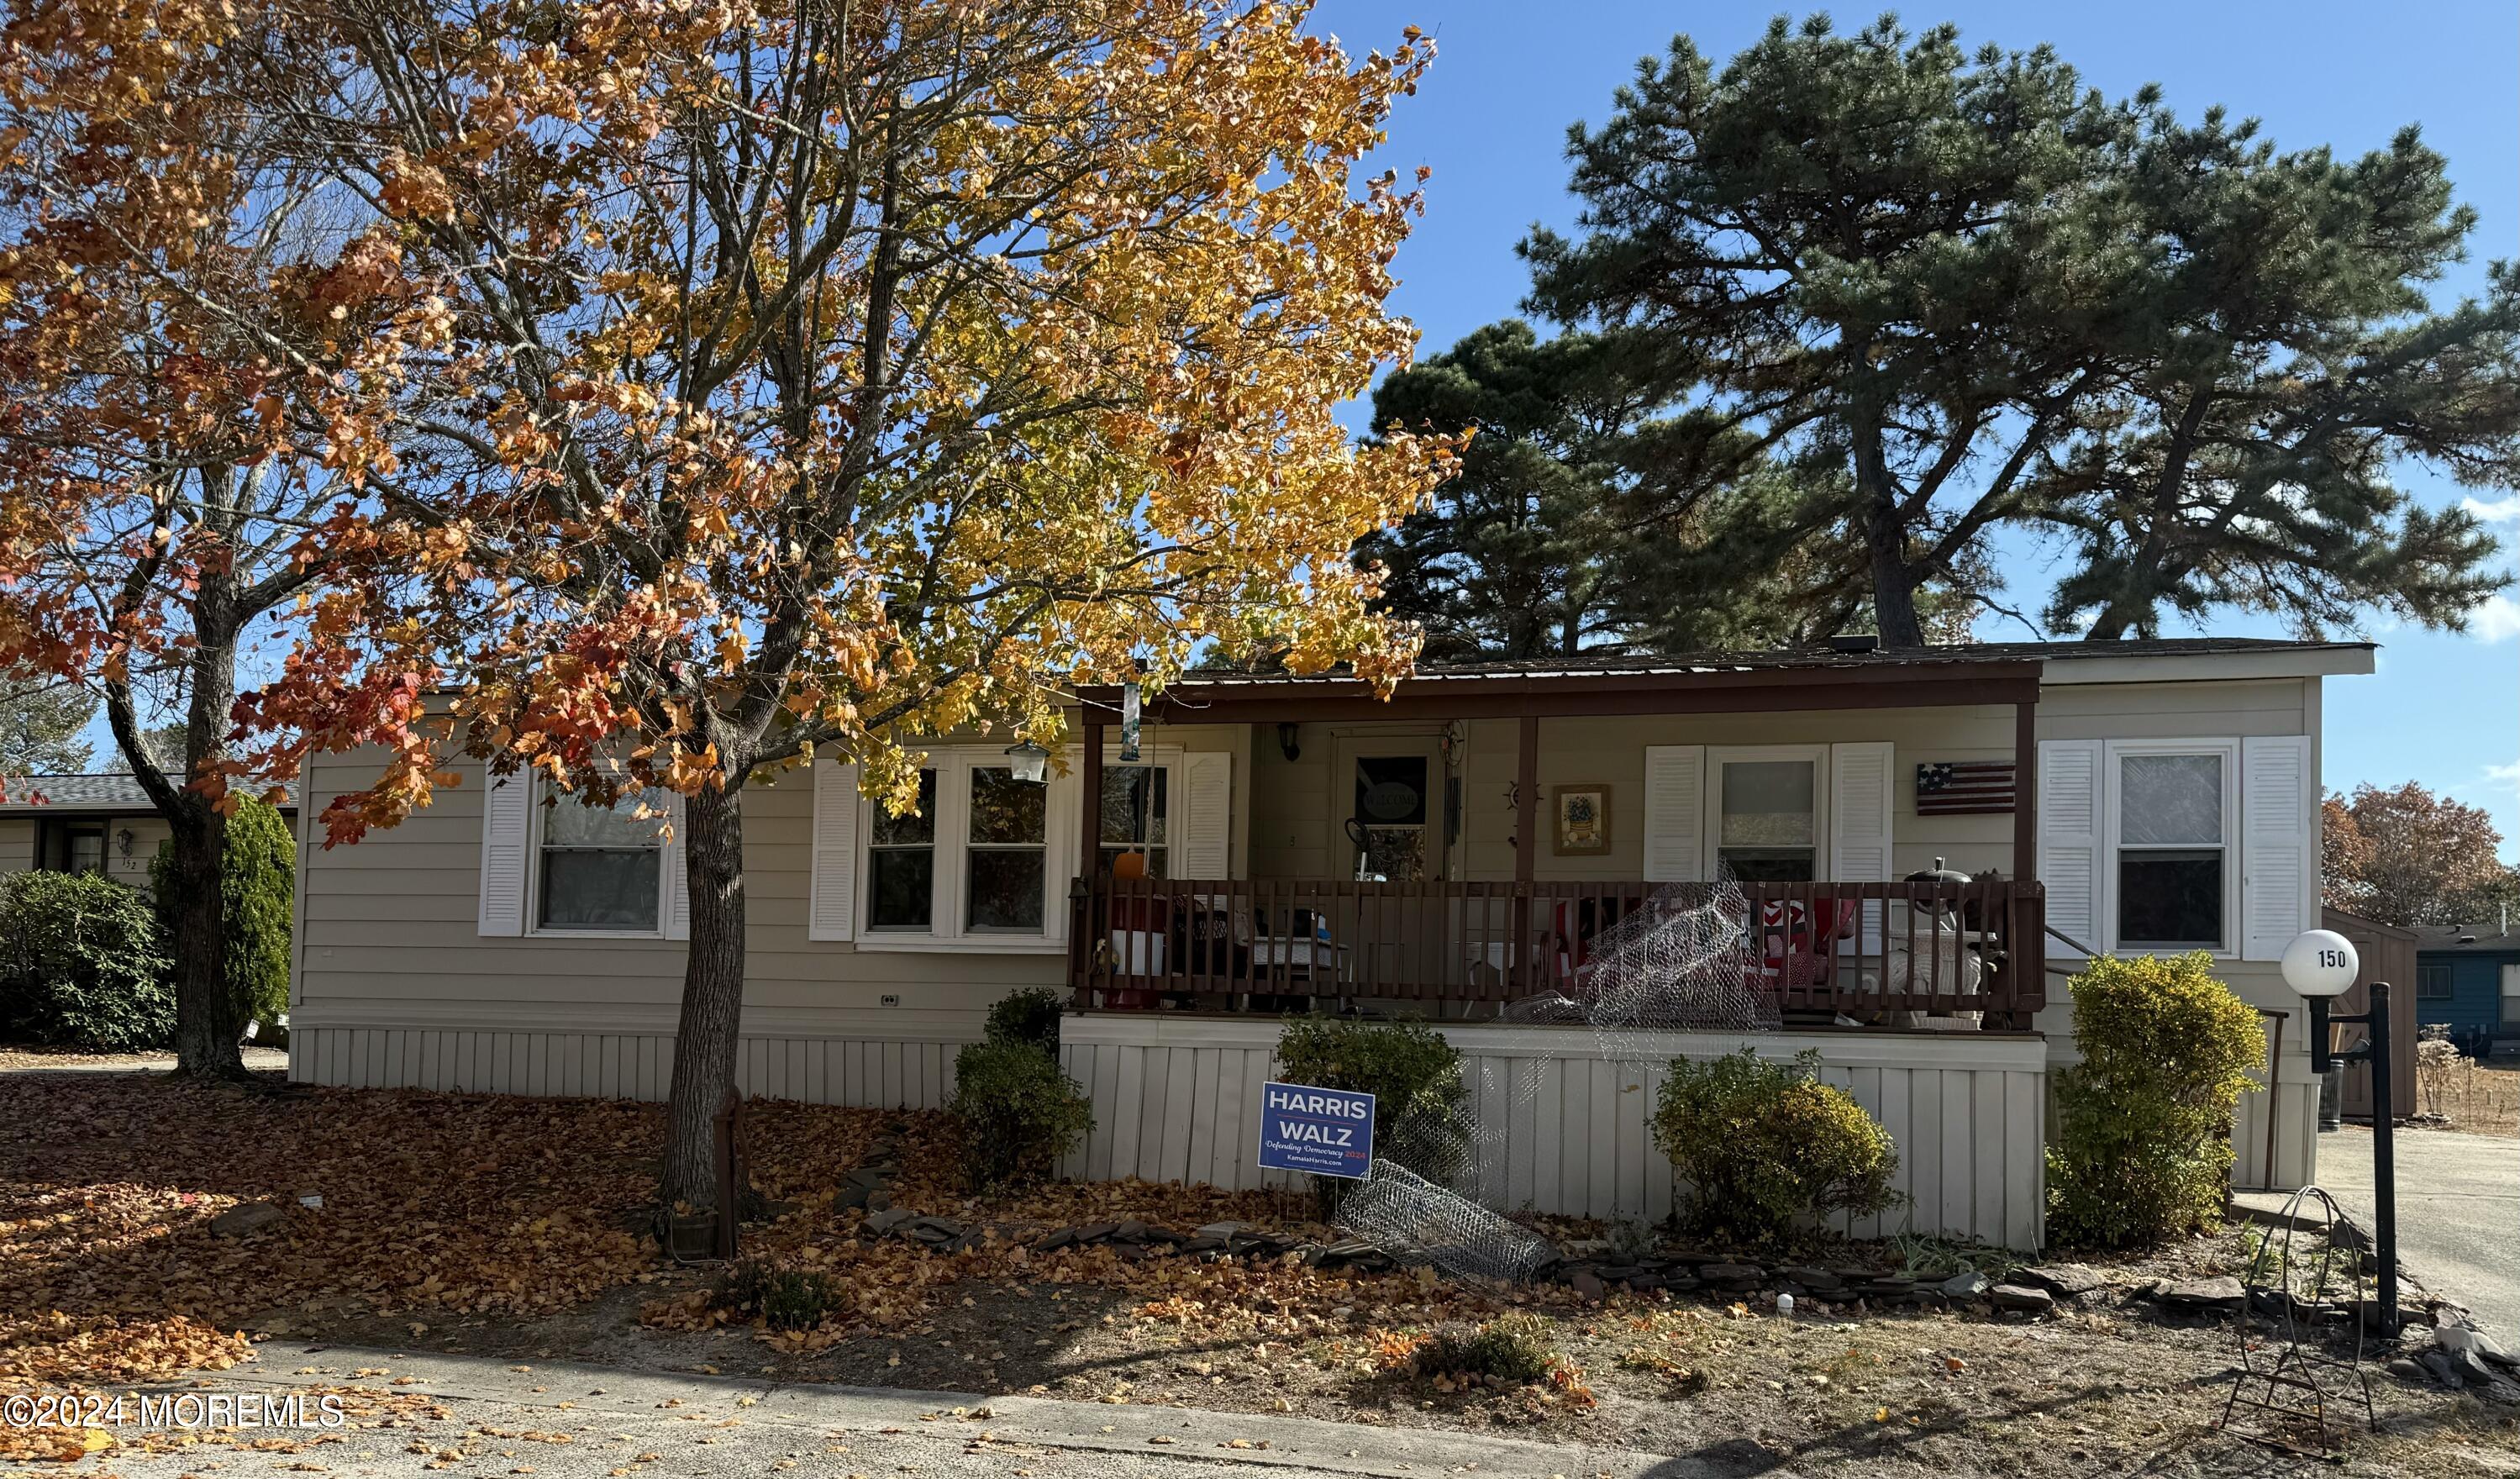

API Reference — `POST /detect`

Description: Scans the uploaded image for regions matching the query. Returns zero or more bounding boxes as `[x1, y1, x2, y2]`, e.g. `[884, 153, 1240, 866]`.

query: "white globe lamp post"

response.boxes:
[2281, 927, 2396, 1334]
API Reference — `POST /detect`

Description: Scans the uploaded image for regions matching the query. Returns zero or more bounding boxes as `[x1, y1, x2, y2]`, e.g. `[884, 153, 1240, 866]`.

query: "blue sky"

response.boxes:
[1314, 0, 2520, 857]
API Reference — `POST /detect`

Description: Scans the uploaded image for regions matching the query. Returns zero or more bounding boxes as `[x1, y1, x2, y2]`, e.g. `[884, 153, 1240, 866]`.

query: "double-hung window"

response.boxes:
[537, 787, 670, 933]
[865, 769, 939, 932]
[2112, 747, 2233, 951]
[965, 766, 1048, 931]
[2417, 962, 2453, 1001]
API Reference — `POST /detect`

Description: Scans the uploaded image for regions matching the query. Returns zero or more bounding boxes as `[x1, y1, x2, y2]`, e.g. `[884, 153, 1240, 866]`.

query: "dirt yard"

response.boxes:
[2415, 1059, 2520, 1136]
[4, 1073, 2515, 1478]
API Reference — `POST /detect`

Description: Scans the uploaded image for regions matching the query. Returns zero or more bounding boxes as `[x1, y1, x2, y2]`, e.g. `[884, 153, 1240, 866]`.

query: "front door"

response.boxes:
[1351, 751, 1437, 882]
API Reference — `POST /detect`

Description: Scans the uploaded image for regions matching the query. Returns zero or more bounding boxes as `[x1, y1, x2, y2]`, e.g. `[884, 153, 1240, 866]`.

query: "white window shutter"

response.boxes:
[2039, 740, 2103, 956]
[2241, 734, 2312, 961]
[1641, 745, 1705, 882]
[477, 771, 532, 937]
[661, 792, 691, 940]
[1181, 751, 1233, 879]
[808, 758, 860, 941]
[1828, 742, 1896, 880]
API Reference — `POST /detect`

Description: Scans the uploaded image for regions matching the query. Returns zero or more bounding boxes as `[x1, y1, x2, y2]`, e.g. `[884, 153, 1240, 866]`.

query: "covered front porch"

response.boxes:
[1064, 650, 2050, 1033]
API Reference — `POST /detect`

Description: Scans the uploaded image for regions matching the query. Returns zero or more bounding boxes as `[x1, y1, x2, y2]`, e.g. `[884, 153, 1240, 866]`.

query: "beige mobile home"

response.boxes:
[288, 637, 2372, 1249]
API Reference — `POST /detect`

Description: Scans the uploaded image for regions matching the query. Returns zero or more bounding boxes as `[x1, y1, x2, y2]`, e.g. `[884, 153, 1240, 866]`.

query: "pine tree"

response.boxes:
[1523, 14, 2515, 645]
[2039, 116, 2517, 638]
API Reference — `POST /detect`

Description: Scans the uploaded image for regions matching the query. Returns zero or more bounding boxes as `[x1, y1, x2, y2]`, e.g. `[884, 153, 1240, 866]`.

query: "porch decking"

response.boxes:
[1070, 875, 2047, 1029]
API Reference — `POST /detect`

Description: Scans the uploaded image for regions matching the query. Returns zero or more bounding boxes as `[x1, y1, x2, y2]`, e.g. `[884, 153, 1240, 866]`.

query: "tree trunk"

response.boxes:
[659, 772, 750, 1211]
[1846, 379, 1927, 647]
[163, 797, 245, 1077]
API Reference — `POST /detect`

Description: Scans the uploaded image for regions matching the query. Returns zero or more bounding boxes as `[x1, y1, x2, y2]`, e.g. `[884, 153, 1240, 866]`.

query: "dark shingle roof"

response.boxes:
[1180, 637, 2374, 687]
[0, 774, 297, 813]
[2412, 924, 2520, 953]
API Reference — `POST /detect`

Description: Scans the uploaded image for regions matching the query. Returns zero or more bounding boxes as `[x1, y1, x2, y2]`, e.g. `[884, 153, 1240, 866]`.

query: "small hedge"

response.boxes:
[1650, 1048, 1900, 1245]
[151, 794, 295, 1038]
[1276, 1014, 1470, 1190]
[983, 986, 1065, 1055]
[0, 871, 173, 1050]
[2048, 952, 2264, 1249]
[949, 1039, 1094, 1194]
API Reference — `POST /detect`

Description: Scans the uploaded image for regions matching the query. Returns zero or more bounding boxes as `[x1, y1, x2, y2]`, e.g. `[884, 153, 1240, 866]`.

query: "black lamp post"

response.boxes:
[2283, 929, 2397, 1337]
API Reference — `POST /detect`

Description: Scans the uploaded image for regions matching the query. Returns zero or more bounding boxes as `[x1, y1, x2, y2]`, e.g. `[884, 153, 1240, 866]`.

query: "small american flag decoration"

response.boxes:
[1915, 761, 2017, 815]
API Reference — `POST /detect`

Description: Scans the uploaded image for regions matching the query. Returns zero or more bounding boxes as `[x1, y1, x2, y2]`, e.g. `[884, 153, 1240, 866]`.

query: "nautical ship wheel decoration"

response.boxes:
[2217, 1186, 2376, 1455]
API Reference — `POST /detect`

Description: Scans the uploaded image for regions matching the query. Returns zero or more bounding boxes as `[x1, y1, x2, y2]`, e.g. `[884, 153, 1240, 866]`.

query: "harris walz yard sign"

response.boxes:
[1257, 1081, 1376, 1179]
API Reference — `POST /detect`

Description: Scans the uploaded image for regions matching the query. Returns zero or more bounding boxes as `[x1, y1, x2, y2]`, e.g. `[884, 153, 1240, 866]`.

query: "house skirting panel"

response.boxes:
[1058, 1015, 2050, 1251]
[287, 1009, 982, 1110]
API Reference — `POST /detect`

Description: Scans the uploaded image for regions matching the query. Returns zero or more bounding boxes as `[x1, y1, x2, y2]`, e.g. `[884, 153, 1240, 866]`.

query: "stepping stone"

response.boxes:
[864, 1208, 913, 1234]
[211, 1202, 287, 1239]
[2159, 1276, 2244, 1311]
[1990, 1283, 2054, 1314]
[2015, 1263, 2108, 1299]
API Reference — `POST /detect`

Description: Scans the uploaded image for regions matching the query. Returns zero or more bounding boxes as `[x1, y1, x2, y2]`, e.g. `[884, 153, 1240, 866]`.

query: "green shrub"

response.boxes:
[984, 987, 1065, 1055]
[0, 871, 173, 1049]
[1649, 1048, 1900, 1245]
[949, 1039, 1094, 1194]
[2048, 952, 2264, 1249]
[711, 1257, 844, 1331]
[1414, 1313, 1565, 1387]
[150, 794, 295, 1036]
[1275, 1014, 1470, 1189]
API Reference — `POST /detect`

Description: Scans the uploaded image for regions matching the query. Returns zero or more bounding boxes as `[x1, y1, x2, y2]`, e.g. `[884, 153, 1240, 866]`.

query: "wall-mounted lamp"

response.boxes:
[115, 828, 135, 858]
[1003, 740, 1050, 785]
[1277, 723, 1302, 763]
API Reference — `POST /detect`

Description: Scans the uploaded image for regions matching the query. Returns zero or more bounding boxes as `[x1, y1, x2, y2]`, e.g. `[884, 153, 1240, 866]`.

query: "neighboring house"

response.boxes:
[287, 636, 2373, 1249]
[0, 776, 299, 894]
[2411, 924, 2520, 1056]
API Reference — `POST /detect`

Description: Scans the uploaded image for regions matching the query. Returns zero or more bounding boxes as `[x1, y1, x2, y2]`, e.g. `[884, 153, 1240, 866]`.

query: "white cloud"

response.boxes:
[2464, 494, 2520, 524]
[2470, 594, 2520, 643]
[2488, 761, 2520, 794]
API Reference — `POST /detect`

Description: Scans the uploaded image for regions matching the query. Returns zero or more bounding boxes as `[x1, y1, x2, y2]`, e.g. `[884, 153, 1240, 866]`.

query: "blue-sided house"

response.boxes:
[2411, 924, 2520, 1057]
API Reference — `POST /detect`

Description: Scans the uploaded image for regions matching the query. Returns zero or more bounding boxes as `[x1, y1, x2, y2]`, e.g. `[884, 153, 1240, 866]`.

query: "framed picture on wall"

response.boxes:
[1552, 783, 1612, 856]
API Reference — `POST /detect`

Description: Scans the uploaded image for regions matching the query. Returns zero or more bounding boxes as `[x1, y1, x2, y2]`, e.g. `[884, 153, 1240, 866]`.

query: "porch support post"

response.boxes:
[2012, 698, 2036, 882]
[1514, 715, 1538, 884]
[1512, 715, 1532, 1003]
[1080, 710, 1105, 879]
[2011, 695, 2043, 1026]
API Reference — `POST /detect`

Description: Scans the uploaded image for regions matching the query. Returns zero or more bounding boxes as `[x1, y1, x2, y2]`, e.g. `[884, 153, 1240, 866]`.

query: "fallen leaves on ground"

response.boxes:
[0, 1076, 677, 1392]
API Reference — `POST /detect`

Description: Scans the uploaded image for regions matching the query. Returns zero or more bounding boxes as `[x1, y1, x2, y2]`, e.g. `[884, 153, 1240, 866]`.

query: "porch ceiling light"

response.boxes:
[1004, 740, 1050, 785]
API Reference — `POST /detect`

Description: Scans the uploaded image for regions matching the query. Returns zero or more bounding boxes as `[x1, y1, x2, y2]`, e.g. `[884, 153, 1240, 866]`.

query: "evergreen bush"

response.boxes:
[2048, 952, 2264, 1248]
[150, 793, 295, 1037]
[983, 986, 1065, 1054]
[0, 871, 173, 1049]
[949, 1039, 1094, 1193]
[1275, 1014, 1470, 1190]
[1649, 1047, 1900, 1245]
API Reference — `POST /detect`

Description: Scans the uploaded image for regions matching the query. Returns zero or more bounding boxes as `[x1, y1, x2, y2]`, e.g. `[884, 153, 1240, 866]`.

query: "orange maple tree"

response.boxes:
[0, 0, 442, 1074]
[46, 0, 1464, 1202]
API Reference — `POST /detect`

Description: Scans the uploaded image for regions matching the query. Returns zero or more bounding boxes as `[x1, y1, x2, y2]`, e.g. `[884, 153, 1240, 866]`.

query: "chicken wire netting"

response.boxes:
[1334, 875, 1771, 1282]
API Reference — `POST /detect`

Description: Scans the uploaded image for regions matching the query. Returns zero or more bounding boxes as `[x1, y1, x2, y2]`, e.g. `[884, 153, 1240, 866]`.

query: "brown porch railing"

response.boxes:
[1068, 876, 2046, 1029]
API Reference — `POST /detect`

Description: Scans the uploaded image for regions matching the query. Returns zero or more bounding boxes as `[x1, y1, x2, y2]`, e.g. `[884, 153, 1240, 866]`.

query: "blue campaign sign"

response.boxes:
[1256, 1081, 1376, 1179]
